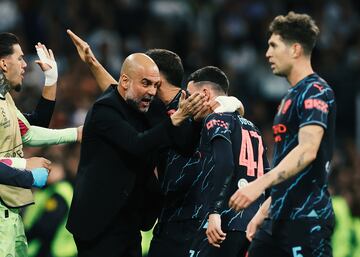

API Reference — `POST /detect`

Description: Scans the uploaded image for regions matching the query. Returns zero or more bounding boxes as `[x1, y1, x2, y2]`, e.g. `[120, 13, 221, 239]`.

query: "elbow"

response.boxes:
[309, 151, 317, 163]
[304, 146, 318, 164]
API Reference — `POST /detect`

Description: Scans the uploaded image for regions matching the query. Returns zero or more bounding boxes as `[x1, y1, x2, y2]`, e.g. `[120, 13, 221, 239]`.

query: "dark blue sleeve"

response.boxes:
[299, 83, 334, 129]
[209, 137, 234, 214]
[23, 96, 55, 127]
[0, 163, 33, 188]
[204, 113, 231, 143]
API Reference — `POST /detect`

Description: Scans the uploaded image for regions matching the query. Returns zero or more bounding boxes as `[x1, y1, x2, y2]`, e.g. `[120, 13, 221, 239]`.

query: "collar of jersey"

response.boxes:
[290, 73, 317, 91]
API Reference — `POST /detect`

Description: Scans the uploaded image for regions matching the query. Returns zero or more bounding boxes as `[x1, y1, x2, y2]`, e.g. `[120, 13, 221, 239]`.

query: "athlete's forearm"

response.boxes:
[41, 84, 57, 101]
[264, 144, 317, 187]
[258, 125, 324, 189]
[259, 197, 271, 217]
[88, 59, 117, 92]
[23, 126, 77, 146]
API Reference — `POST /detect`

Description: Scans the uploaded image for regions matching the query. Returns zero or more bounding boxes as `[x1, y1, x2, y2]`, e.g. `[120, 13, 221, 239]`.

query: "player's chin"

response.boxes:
[139, 100, 152, 112]
[13, 83, 22, 92]
[138, 104, 150, 113]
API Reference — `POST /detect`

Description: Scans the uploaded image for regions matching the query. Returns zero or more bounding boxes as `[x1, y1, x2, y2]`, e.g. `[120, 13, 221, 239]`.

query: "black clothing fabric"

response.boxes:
[23, 96, 55, 127]
[66, 85, 173, 247]
[189, 230, 249, 257]
[0, 162, 33, 188]
[74, 230, 142, 257]
[249, 218, 334, 257]
[147, 219, 203, 257]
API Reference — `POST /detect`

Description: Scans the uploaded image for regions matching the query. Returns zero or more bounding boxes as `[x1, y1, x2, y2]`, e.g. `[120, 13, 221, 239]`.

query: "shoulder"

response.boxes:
[302, 75, 334, 97]
[203, 112, 236, 129]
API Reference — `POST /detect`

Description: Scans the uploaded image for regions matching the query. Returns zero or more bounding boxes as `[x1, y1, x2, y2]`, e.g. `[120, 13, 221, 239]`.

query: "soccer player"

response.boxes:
[229, 12, 336, 257]
[181, 66, 269, 257]
[0, 32, 82, 257]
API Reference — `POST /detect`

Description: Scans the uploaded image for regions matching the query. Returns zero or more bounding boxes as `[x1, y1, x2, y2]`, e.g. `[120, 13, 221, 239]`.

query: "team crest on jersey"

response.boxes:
[277, 99, 292, 115]
[238, 178, 248, 188]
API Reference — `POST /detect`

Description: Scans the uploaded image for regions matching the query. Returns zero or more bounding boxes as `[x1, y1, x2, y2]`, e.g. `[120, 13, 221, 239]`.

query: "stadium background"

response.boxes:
[0, 0, 359, 256]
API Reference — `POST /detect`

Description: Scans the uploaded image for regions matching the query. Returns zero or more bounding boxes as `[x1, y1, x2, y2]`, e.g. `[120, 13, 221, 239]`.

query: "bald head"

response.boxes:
[119, 53, 161, 113]
[121, 53, 159, 77]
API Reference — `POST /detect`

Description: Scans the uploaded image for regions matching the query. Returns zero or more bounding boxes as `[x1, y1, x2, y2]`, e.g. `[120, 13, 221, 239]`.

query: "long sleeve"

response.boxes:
[208, 137, 234, 214]
[92, 104, 173, 156]
[0, 162, 33, 188]
[22, 96, 55, 127]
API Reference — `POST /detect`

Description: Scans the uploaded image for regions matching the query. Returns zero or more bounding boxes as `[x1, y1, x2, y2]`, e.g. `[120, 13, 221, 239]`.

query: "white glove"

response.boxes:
[214, 96, 245, 116]
[36, 46, 58, 86]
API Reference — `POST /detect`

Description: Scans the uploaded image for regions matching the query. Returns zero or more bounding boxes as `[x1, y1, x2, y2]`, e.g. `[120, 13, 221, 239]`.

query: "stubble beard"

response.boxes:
[126, 98, 147, 113]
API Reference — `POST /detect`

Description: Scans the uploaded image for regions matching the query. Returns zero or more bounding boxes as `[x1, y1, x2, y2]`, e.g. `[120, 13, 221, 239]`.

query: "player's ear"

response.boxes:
[291, 43, 302, 58]
[120, 74, 129, 90]
[203, 88, 211, 101]
[0, 59, 7, 72]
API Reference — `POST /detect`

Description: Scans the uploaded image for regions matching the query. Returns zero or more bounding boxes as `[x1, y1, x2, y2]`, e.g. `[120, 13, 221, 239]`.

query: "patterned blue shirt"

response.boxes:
[270, 73, 336, 220]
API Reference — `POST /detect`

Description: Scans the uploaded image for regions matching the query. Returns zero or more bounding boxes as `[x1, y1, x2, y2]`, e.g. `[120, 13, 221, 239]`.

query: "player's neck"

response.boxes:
[287, 59, 314, 87]
[157, 84, 181, 105]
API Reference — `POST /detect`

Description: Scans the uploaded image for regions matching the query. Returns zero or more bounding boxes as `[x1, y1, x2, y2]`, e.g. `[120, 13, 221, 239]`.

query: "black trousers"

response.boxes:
[189, 230, 249, 257]
[148, 219, 202, 257]
[74, 228, 142, 257]
[248, 218, 334, 257]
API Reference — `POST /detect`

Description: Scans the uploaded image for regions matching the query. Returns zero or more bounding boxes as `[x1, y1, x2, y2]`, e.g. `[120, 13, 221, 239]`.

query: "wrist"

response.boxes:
[44, 69, 58, 86]
[170, 111, 186, 126]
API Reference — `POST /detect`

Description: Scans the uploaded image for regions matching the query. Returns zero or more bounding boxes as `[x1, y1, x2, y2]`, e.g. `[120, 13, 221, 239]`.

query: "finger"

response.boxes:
[229, 192, 238, 208]
[190, 92, 204, 104]
[36, 47, 47, 62]
[186, 92, 200, 103]
[215, 227, 226, 238]
[208, 230, 218, 245]
[85, 45, 91, 54]
[180, 90, 186, 101]
[246, 231, 252, 241]
[42, 44, 50, 58]
[49, 49, 55, 60]
[67, 29, 85, 46]
[191, 102, 205, 115]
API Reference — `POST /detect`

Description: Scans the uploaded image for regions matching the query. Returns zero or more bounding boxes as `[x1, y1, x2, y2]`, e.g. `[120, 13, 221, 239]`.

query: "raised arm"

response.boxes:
[67, 29, 117, 91]
[22, 43, 58, 127]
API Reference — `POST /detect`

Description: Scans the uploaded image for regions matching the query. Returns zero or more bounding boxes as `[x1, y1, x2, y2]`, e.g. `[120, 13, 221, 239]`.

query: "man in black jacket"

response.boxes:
[66, 53, 202, 257]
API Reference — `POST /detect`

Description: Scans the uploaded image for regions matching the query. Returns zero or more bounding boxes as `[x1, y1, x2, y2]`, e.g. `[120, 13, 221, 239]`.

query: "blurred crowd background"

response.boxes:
[1, 0, 359, 256]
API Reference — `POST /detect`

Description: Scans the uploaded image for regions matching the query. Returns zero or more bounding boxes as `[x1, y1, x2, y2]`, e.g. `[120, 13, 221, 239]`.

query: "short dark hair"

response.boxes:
[269, 11, 319, 55]
[145, 49, 184, 88]
[0, 32, 20, 58]
[187, 66, 229, 94]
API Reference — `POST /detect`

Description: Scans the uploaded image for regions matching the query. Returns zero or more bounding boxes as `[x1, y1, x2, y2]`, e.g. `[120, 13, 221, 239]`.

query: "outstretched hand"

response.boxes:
[35, 43, 58, 86]
[35, 43, 56, 72]
[67, 29, 96, 65]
